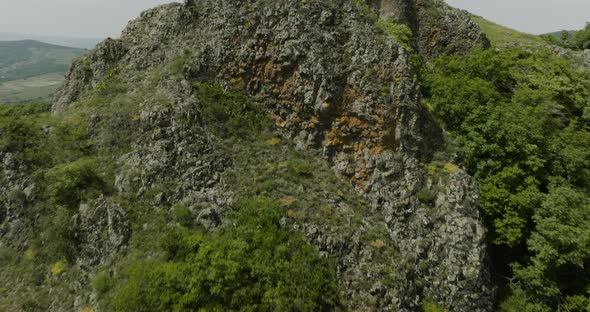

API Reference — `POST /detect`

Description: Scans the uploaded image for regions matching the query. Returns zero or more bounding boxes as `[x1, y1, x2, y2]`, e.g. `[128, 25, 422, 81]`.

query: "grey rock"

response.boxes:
[49, 0, 494, 310]
[368, 0, 490, 61]
[414, 0, 491, 60]
[74, 195, 130, 269]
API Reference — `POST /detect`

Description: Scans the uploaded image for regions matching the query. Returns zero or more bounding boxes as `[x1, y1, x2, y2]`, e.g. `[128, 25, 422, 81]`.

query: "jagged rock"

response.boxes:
[48, 0, 493, 310]
[53, 38, 127, 112]
[414, 0, 490, 60]
[0, 151, 36, 246]
[369, 0, 418, 25]
[367, 0, 490, 60]
[550, 46, 590, 70]
[74, 195, 130, 269]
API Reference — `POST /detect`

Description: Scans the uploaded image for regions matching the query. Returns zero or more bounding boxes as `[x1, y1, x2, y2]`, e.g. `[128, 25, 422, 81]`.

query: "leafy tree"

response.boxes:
[572, 23, 590, 50]
[423, 46, 590, 310]
[512, 186, 590, 308]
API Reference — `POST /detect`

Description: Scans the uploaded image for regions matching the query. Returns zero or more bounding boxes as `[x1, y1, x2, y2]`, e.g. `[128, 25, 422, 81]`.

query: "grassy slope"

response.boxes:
[0, 40, 84, 103]
[471, 16, 545, 47]
[0, 73, 64, 103]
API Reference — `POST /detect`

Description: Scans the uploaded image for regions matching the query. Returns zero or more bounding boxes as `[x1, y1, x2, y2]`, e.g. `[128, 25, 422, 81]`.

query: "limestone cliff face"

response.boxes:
[50, 0, 492, 310]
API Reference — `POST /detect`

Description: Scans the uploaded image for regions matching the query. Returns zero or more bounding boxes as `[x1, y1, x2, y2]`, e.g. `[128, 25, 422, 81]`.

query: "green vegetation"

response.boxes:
[424, 46, 590, 311]
[0, 72, 64, 103]
[0, 102, 108, 308]
[542, 23, 590, 50]
[572, 23, 590, 49]
[196, 82, 273, 139]
[0, 67, 370, 310]
[376, 18, 414, 51]
[99, 198, 339, 312]
[0, 40, 83, 82]
[471, 16, 545, 47]
[422, 298, 448, 312]
[352, 0, 416, 54]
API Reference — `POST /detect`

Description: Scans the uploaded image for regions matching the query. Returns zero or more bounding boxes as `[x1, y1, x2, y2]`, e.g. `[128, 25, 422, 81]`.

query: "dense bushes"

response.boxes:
[423, 46, 590, 310]
[572, 23, 590, 50]
[98, 198, 339, 312]
[0, 102, 112, 264]
[0, 102, 52, 164]
[45, 158, 108, 208]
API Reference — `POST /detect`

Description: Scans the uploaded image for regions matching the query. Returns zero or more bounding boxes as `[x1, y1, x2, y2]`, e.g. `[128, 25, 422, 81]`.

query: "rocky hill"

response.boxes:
[1, 0, 494, 311]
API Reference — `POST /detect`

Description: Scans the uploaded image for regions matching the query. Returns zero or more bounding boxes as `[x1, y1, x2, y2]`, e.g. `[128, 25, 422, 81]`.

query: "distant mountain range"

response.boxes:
[0, 32, 102, 49]
[0, 40, 85, 103]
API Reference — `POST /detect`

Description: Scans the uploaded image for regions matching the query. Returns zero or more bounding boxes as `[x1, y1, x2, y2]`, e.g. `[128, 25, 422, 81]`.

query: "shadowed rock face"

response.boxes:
[49, 0, 493, 310]
[414, 0, 491, 60]
[368, 0, 418, 25]
[368, 0, 491, 60]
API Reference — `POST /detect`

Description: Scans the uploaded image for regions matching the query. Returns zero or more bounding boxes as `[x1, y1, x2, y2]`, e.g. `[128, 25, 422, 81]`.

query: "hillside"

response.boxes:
[471, 15, 545, 46]
[0, 1, 589, 312]
[0, 32, 101, 49]
[0, 40, 84, 103]
[0, 1, 493, 311]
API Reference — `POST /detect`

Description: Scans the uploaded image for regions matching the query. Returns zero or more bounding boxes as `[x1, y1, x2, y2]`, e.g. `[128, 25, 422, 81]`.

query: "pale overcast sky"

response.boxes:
[0, 0, 588, 38]
[0, 0, 179, 38]
[446, 0, 590, 34]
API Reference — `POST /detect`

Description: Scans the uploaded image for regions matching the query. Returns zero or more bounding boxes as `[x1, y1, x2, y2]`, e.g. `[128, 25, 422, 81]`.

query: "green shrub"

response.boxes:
[104, 197, 340, 311]
[197, 83, 272, 139]
[0, 102, 53, 165]
[169, 51, 191, 75]
[93, 271, 114, 297]
[422, 298, 448, 312]
[572, 23, 590, 50]
[42, 206, 80, 261]
[171, 205, 193, 227]
[417, 187, 436, 205]
[376, 19, 414, 51]
[45, 158, 108, 208]
[424, 46, 590, 310]
[95, 67, 126, 96]
[286, 158, 313, 177]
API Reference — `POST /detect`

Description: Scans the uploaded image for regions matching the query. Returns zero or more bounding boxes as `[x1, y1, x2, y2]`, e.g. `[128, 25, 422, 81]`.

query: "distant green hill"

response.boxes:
[471, 16, 545, 47]
[544, 30, 576, 39]
[0, 40, 84, 82]
[0, 40, 84, 103]
[0, 32, 101, 49]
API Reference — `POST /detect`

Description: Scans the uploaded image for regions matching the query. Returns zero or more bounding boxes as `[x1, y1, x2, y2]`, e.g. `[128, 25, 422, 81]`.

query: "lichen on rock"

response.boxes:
[0, 0, 496, 311]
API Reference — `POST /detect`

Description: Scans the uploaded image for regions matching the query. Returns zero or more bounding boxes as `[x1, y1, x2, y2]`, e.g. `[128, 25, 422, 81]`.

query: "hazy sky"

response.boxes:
[446, 0, 590, 34]
[0, 0, 588, 38]
[0, 0, 179, 38]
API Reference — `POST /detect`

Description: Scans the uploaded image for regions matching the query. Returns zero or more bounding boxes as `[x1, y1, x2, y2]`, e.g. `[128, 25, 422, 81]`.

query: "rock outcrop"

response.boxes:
[74, 196, 130, 269]
[551, 45, 590, 70]
[414, 0, 490, 60]
[0, 151, 36, 246]
[367, 0, 490, 60]
[41, 0, 495, 310]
